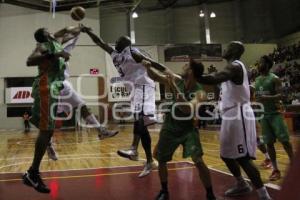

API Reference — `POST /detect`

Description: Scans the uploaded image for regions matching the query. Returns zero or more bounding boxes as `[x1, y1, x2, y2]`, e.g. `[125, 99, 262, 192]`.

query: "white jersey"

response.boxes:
[220, 60, 250, 111]
[219, 60, 256, 159]
[111, 46, 156, 124]
[57, 36, 84, 114]
[63, 36, 79, 79]
[111, 46, 155, 88]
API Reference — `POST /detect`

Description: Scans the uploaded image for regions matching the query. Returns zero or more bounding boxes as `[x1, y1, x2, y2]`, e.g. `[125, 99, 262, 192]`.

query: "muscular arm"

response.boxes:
[142, 60, 181, 84]
[167, 76, 206, 114]
[26, 44, 69, 66]
[26, 45, 48, 66]
[131, 50, 170, 72]
[85, 29, 114, 54]
[54, 26, 82, 44]
[196, 63, 241, 85]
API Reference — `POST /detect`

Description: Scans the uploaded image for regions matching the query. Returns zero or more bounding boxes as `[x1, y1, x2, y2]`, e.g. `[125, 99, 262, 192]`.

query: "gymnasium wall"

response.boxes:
[241, 44, 277, 67]
[156, 43, 277, 73]
[207, 1, 237, 43]
[100, 11, 128, 44]
[100, 1, 239, 45]
[0, 4, 103, 129]
[99, 0, 290, 45]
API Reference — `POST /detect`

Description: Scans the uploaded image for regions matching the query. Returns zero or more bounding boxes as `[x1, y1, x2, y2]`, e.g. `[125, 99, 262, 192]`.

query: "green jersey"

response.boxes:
[30, 40, 66, 130]
[32, 40, 66, 97]
[255, 72, 280, 115]
[162, 79, 203, 133]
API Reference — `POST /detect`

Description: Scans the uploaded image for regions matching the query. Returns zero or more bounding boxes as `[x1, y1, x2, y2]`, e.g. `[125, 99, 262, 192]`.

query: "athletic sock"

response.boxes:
[257, 186, 271, 199]
[161, 181, 168, 192]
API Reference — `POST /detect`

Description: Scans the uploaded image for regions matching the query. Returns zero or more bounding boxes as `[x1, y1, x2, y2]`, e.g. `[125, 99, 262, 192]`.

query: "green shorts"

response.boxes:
[260, 114, 290, 144]
[156, 128, 203, 163]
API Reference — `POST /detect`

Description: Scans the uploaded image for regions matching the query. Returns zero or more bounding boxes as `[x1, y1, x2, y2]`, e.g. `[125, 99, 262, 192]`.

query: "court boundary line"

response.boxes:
[0, 163, 194, 182]
[0, 161, 180, 175]
[0, 161, 281, 191]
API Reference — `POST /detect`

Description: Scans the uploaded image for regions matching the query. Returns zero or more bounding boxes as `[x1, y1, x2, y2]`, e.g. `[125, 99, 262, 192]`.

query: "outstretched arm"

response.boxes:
[84, 28, 114, 54]
[142, 60, 181, 84]
[54, 26, 82, 44]
[165, 72, 206, 114]
[131, 50, 170, 72]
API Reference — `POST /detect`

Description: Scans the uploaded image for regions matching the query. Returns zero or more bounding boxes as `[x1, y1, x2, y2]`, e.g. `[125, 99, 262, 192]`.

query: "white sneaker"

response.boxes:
[117, 148, 139, 161]
[47, 144, 58, 161]
[138, 161, 158, 178]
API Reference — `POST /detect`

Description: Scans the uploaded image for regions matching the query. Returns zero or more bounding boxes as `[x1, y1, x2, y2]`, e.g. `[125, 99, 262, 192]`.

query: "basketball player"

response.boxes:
[255, 55, 294, 181]
[22, 27, 76, 193]
[250, 84, 272, 169]
[23, 112, 31, 133]
[193, 42, 271, 200]
[82, 26, 157, 177]
[46, 29, 119, 161]
[140, 59, 218, 200]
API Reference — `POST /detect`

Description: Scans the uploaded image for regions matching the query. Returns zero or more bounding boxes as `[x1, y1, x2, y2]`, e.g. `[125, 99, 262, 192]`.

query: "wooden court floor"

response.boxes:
[0, 123, 298, 188]
[0, 162, 279, 200]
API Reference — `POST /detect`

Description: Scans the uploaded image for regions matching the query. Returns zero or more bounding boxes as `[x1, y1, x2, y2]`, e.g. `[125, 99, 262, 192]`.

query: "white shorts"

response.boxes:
[131, 84, 156, 126]
[220, 104, 257, 159]
[57, 81, 85, 114]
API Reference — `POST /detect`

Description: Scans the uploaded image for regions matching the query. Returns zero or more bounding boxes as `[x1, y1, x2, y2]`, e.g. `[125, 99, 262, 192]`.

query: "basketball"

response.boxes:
[70, 6, 85, 21]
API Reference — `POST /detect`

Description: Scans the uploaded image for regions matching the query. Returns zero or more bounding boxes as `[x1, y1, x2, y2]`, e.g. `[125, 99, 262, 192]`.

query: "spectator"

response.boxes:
[270, 42, 300, 64]
[23, 112, 31, 133]
[251, 42, 300, 107]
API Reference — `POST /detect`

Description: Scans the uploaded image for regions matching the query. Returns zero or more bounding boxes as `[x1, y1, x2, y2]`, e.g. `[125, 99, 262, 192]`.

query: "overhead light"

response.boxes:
[210, 12, 216, 18]
[132, 11, 138, 19]
[199, 10, 204, 18]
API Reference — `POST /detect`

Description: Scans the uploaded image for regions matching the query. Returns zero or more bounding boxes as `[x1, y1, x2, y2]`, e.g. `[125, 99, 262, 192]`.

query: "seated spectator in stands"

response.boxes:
[292, 96, 300, 105]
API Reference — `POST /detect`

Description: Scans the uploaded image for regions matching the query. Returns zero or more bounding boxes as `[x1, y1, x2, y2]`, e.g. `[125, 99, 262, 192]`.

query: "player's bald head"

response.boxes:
[223, 41, 245, 60]
[115, 36, 132, 53]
